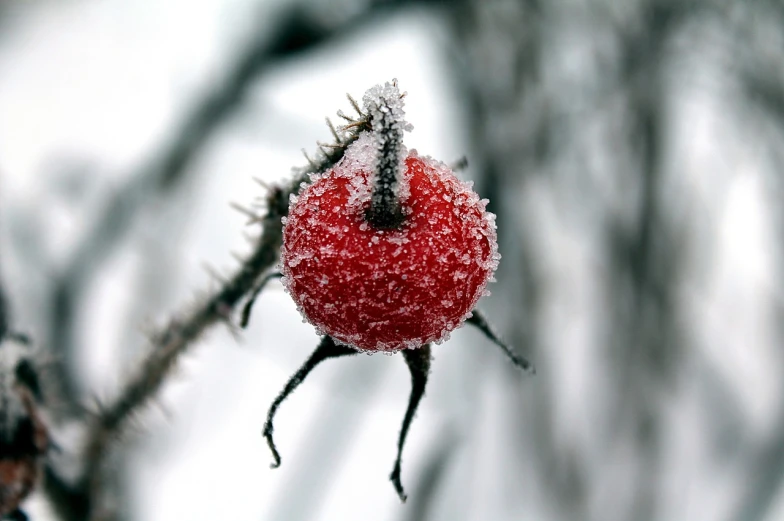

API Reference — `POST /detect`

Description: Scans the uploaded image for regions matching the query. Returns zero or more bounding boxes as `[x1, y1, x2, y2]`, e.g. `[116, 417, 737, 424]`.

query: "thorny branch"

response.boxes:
[80, 181, 287, 504]
[71, 97, 372, 520]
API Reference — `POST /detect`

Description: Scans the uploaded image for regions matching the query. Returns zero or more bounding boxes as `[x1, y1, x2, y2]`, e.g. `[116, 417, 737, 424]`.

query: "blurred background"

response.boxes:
[0, 0, 780, 520]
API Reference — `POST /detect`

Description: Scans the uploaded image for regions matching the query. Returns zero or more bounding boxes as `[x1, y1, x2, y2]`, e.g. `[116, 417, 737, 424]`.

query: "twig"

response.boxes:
[78, 178, 289, 514]
[77, 88, 374, 518]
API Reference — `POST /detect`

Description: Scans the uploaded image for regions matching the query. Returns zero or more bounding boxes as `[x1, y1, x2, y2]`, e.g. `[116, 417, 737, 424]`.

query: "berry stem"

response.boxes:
[390, 344, 431, 503]
[364, 89, 406, 229]
[262, 336, 357, 468]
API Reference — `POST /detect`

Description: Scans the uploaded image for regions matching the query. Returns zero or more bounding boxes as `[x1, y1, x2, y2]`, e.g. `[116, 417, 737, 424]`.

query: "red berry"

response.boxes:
[281, 132, 499, 352]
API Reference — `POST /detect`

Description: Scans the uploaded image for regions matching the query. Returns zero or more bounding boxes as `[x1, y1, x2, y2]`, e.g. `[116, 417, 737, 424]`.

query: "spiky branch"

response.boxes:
[72, 97, 372, 520]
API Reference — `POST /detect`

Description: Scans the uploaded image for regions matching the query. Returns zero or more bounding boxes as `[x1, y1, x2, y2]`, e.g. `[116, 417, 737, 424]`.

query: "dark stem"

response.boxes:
[466, 309, 535, 374]
[263, 336, 357, 468]
[390, 344, 432, 503]
[364, 98, 406, 229]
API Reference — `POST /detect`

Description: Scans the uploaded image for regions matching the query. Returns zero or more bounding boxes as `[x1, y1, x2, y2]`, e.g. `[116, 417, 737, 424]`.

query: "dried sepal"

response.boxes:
[390, 344, 431, 502]
[466, 309, 535, 374]
[262, 336, 356, 468]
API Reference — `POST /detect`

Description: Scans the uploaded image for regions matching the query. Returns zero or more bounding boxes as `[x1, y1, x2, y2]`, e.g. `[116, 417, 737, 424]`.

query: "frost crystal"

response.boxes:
[361, 80, 412, 229]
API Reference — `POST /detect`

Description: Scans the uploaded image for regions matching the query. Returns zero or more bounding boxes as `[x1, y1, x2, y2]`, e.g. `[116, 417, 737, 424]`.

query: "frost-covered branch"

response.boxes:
[75, 98, 373, 520]
[80, 185, 287, 506]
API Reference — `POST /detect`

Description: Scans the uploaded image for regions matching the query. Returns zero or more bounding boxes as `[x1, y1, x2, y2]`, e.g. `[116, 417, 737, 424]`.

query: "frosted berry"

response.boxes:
[281, 134, 499, 351]
[259, 81, 531, 505]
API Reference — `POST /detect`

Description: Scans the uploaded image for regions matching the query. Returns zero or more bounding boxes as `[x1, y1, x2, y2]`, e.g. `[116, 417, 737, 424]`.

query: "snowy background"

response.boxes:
[0, 1, 782, 521]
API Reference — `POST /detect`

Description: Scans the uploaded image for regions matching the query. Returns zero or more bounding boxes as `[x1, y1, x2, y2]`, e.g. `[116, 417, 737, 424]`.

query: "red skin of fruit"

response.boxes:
[281, 147, 498, 352]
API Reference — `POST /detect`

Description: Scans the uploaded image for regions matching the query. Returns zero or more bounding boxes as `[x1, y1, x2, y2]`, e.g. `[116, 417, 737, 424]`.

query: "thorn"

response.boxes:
[212, 299, 242, 340]
[149, 396, 174, 421]
[229, 202, 261, 224]
[340, 121, 364, 131]
[302, 149, 319, 169]
[392, 78, 407, 99]
[316, 141, 341, 150]
[252, 177, 271, 191]
[242, 230, 256, 244]
[336, 109, 354, 123]
[326, 118, 342, 144]
[201, 263, 228, 284]
[347, 94, 362, 116]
